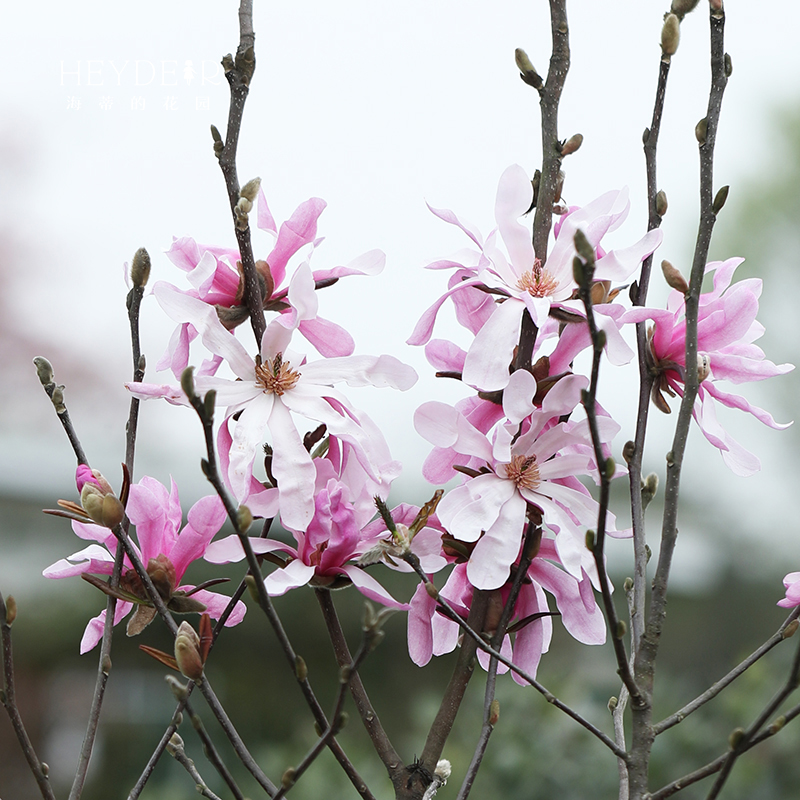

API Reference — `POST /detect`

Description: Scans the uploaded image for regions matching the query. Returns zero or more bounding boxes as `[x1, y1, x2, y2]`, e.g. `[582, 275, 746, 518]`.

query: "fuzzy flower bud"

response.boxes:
[661, 14, 680, 57]
[656, 190, 668, 217]
[661, 260, 689, 294]
[670, 0, 701, 19]
[560, 133, 583, 157]
[80, 483, 124, 528]
[174, 621, 204, 681]
[515, 48, 543, 89]
[130, 248, 151, 288]
[5, 595, 17, 626]
[239, 177, 262, 204]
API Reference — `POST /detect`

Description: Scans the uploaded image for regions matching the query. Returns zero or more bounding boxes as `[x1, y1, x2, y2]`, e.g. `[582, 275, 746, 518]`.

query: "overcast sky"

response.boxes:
[2, 1, 799, 587]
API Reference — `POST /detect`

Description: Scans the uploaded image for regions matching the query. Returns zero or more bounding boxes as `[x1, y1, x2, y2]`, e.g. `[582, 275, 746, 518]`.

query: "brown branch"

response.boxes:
[532, 0, 570, 264]
[0, 593, 57, 800]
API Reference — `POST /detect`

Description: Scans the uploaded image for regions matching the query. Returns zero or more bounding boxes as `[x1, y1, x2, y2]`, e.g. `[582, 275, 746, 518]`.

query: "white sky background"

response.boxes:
[2, 1, 800, 589]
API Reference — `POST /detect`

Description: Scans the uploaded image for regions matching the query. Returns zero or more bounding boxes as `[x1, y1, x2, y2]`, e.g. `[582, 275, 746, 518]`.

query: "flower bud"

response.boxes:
[33, 356, 54, 386]
[710, 0, 723, 17]
[561, 133, 583, 157]
[724, 53, 732, 77]
[295, 655, 308, 681]
[210, 124, 224, 157]
[695, 117, 708, 145]
[671, 0, 700, 17]
[180, 366, 197, 401]
[769, 715, 786, 734]
[434, 760, 452, 783]
[608, 696, 618, 712]
[623, 577, 634, 593]
[661, 14, 680, 57]
[130, 248, 151, 288]
[515, 48, 543, 89]
[80, 483, 124, 528]
[604, 457, 616, 480]
[782, 620, 799, 639]
[281, 768, 296, 789]
[661, 260, 689, 294]
[240, 177, 262, 204]
[697, 353, 711, 383]
[622, 441, 635, 464]
[728, 727, 745, 749]
[174, 621, 204, 681]
[236, 504, 253, 533]
[712, 185, 729, 215]
[5, 595, 17, 625]
[615, 620, 627, 639]
[585, 529, 596, 550]
[489, 699, 500, 726]
[656, 190, 668, 217]
[166, 732, 185, 756]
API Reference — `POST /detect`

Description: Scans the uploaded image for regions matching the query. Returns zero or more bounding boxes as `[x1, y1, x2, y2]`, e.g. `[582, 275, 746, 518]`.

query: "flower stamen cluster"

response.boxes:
[504, 454, 541, 491]
[516, 259, 559, 298]
[254, 352, 301, 396]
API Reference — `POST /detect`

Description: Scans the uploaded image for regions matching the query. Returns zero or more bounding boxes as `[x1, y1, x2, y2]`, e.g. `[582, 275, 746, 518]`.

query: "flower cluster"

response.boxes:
[48, 172, 792, 682]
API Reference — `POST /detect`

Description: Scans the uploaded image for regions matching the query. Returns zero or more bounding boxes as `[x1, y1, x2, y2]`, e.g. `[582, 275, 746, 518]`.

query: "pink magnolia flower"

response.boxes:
[622, 257, 793, 476]
[127, 284, 417, 531]
[158, 189, 385, 378]
[43, 476, 245, 653]
[409, 164, 663, 391]
[778, 573, 800, 609]
[408, 538, 606, 683]
[415, 371, 623, 590]
[205, 475, 409, 609]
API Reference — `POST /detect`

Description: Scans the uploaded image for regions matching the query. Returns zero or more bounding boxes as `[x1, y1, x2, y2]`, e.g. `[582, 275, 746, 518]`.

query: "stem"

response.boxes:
[456, 522, 540, 800]
[217, 0, 265, 347]
[273, 634, 372, 800]
[532, 0, 570, 264]
[196, 676, 278, 796]
[316, 590, 402, 780]
[0, 593, 57, 800]
[577, 261, 641, 705]
[68, 542, 124, 800]
[629, 49, 672, 656]
[654, 608, 800, 735]
[631, 8, 729, 798]
[186, 390, 374, 799]
[417, 588, 490, 784]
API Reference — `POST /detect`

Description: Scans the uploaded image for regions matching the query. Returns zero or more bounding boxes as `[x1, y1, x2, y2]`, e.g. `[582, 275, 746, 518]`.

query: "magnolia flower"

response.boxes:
[157, 189, 385, 377]
[622, 257, 793, 476]
[415, 371, 623, 589]
[205, 476, 409, 609]
[127, 282, 417, 530]
[778, 573, 800, 609]
[409, 164, 663, 391]
[408, 538, 605, 683]
[44, 476, 245, 653]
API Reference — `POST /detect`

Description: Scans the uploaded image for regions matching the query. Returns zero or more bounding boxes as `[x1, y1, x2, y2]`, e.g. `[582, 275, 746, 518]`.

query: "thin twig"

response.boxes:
[196, 676, 278, 796]
[273, 628, 373, 800]
[629, 41, 673, 657]
[185, 383, 375, 800]
[316, 590, 402, 778]
[68, 542, 124, 800]
[654, 608, 800, 735]
[216, 0, 265, 347]
[33, 356, 88, 465]
[0, 593, 57, 800]
[456, 521, 540, 800]
[532, 0, 570, 263]
[631, 8, 729, 797]
[167, 732, 225, 800]
[576, 248, 641, 706]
